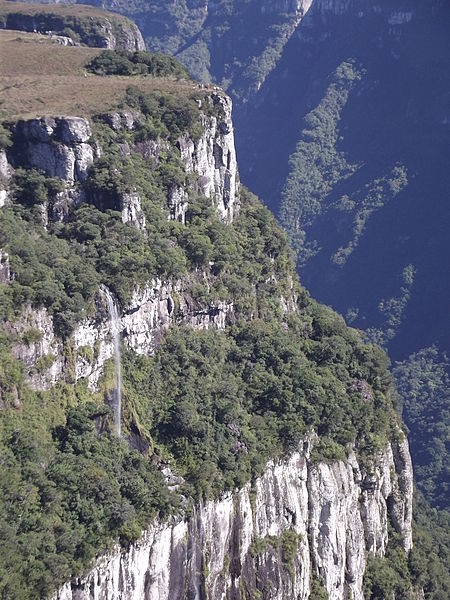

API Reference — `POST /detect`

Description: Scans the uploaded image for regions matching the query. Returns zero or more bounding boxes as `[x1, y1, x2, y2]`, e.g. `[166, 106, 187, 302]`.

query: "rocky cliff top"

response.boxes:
[0, 0, 145, 50]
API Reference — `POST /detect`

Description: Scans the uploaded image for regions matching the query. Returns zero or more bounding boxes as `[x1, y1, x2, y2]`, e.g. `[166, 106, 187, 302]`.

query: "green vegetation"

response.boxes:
[0, 91, 224, 335]
[0, 392, 171, 600]
[280, 59, 407, 272]
[86, 50, 190, 79]
[280, 61, 361, 266]
[310, 573, 328, 600]
[120, 303, 397, 499]
[0, 121, 11, 150]
[0, 51, 440, 597]
[365, 264, 416, 350]
[393, 347, 449, 509]
[331, 165, 408, 268]
[99, 0, 304, 97]
[249, 530, 302, 579]
[364, 494, 450, 600]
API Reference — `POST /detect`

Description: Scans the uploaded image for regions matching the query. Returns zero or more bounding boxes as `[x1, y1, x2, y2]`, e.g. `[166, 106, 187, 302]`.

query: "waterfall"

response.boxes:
[189, 503, 202, 600]
[99, 285, 122, 436]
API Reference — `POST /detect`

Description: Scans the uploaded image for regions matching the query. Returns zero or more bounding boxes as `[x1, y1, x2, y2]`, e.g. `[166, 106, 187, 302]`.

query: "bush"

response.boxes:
[86, 50, 190, 79]
[12, 168, 63, 208]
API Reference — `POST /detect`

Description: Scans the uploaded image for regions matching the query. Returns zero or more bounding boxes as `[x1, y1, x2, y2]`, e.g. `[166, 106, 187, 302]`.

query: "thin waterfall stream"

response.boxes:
[99, 285, 122, 436]
[189, 503, 201, 600]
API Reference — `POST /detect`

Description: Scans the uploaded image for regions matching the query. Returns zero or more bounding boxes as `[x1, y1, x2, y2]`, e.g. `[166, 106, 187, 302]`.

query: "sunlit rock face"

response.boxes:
[2, 93, 241, 391]
[53, 434, 413, 600]
[178, 93, 240, 223]
[73, 279, 235, 391]
[13, 117, 94, 184]
[7, 91, 239, 226]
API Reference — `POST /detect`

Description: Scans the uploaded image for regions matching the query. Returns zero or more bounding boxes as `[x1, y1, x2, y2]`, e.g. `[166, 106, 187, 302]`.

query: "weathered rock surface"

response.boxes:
[52, 434, 413, 600]
[178, 93, 240, 222]
[1, 148, 10, 207]
[6, 306, 64, 391]
[73, 279, 235, 390]
[0, 149, 9, 181]
[6, 91, 240, 226]
[13, 116, 94, 184]
[0, 249, 10, 283]
[120, 192, 146, 229]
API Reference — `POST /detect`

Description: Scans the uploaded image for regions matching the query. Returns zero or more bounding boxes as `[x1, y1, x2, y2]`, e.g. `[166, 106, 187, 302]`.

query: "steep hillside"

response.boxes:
[0, 18, 426, 600]
[239, 0, 450, 362]
[234, 0, 450, 508]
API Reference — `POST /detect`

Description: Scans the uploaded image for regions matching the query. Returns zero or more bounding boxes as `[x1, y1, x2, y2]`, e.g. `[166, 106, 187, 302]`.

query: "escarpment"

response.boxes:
[2, 91, 241, 392]
[0, 36, 415, 599]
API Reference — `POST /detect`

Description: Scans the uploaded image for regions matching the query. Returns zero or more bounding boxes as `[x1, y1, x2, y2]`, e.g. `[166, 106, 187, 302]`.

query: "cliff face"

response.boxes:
[53, 435, 413, 600]
[2, 93, 240, 391]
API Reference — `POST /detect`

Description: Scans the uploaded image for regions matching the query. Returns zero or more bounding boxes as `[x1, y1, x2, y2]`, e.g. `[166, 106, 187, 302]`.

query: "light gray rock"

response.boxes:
[19, 117, 56, 142]
[0, 189, 7, 208]
[0, 13, 145, 52]
[0, 149, 9, 181]
[167, 185, 189, 223]
[7, 306, 64, 391]
[71, 279, 235, 390]
[0, 249, 10, 283]
[120, 192, 146, 229]
[14, 117, 93, 186]
[178, 93, 240, 222]
[52, 188, 84, 222]
[58, 117, 91, 144]
[134, 137, 169, 163]
[105, 112, 122, 131]
[99, 20, 146, 52]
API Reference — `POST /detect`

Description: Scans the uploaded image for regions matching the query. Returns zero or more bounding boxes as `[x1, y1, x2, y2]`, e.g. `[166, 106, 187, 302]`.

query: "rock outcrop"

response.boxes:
[73, 279, 235, 391]
[13, 116, 94, 184]
[6, 91, 240, 225]
[6, 305, 64, 391]
[0, 9, 145, 51]
[1, 91, 242, 391]
[0, 148, 10, 207]
[178, 93, 239, 222]
[53, 434, 413, 600]
[0, 249, 10, 283]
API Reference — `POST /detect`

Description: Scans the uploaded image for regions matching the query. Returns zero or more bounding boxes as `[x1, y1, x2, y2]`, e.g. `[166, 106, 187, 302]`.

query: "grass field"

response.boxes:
[0, 29, 202, 120]
[0, 0, 128, 21]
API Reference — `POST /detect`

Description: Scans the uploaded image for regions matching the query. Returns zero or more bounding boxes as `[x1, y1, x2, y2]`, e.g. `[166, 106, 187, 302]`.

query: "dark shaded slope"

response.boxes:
[235, 0, 450, 363]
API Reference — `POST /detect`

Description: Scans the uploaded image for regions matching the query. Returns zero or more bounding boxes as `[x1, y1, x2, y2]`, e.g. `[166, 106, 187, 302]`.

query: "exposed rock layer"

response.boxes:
[3, 93, 241, 391]
[73, 279, 235, 391]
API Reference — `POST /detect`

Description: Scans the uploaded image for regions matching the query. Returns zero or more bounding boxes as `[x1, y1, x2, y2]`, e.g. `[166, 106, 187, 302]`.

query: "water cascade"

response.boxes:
[188, 503, 202, 600]
[99, 285, 122, 436]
